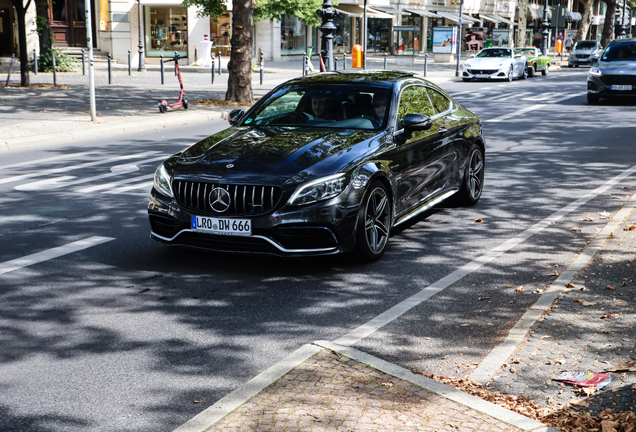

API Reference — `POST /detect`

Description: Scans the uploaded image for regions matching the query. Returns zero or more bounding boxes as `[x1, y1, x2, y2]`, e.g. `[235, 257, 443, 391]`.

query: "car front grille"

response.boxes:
[173, 180, 283, 216]
[600, 75, 636, 86]
[468, 69, 498, 75]
[576, 54, 589, 59]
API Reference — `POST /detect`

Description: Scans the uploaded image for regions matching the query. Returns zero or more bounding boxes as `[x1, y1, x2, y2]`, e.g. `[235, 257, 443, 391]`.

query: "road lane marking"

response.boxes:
[0, 236, 115, 275]
[489, 91, 532, 101]
[333, 162, 636, 346]
[521, 91, 560, 101]
[485, 92, 584, 123]
[105, 181, 153, 194]
[0, 151, 96, 170]
[77, 174, 154, 193]
[15, 156, 166, 191]
[0, 151, 162, 186]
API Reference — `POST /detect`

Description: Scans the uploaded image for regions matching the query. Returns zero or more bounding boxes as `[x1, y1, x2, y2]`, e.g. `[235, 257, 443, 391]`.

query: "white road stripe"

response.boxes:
[15, 156, 166, 191]
[0, 151, 162, 186]
[485, 92, 584, 123]
[333, 162, 636, 346]
[521, 91, 560, 101]
[104, 181, 153, 194]
[0, 151, 96, 170]
[489, 91, 532, 101]
[0, 236, 115, 275]
[77, 174, 154, 193]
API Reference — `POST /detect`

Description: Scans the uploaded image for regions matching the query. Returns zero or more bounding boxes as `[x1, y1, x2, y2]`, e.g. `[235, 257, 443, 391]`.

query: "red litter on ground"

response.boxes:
[552, 371, 611, 388]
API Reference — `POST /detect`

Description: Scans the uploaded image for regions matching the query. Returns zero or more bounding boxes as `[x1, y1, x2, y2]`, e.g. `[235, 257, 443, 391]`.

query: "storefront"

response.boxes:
[393, 14, 422, 55]
[281, 14, 306, 55]
[144, 5, 188, 58]
[209, 12, 231, 56]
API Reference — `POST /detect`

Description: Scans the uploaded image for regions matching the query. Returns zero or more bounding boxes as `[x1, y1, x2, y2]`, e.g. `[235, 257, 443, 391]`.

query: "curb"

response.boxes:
[469, 190, 636, 384]
[0, 108, 233, 152]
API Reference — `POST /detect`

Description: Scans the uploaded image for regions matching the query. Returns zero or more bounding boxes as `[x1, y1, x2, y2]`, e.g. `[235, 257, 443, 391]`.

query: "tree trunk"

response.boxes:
[517, 0, 528, 47]
[601, 0, 617, 47]
[575, 0, 594, 43]
[35, 0, 51, 54]
[14, 1, 30, 87]
[226, 0, 254, 103]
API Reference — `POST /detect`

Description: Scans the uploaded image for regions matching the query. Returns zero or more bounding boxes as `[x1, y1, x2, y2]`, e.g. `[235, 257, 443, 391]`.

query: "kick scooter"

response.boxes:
[158, 52, 188, 113]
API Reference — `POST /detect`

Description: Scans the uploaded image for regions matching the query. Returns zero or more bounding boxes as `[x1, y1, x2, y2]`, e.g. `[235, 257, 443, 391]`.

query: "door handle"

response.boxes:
[438, 127, 447, 136]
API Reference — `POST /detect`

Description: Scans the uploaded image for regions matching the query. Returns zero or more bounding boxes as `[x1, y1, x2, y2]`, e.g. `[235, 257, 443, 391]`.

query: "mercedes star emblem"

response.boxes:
[226, 164, 234, 169]
[209, 187, 232, 213]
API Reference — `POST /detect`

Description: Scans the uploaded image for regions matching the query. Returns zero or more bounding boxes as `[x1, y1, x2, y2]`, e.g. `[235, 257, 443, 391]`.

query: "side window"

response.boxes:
[426, 88, 451, 114]
[397, 86, 435, 128]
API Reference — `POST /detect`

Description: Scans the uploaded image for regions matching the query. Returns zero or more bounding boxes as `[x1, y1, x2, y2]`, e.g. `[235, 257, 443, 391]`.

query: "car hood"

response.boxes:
[573, 49, 596, 55]
[172, 126, 381, 186]
[597, 61, 636, 74]
[465, 57, 511, 68]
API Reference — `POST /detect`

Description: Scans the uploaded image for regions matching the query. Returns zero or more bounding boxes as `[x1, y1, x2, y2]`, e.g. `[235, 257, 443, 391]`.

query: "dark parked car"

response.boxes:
[148, 71, 485, 261]
[587, 38, 636, 104]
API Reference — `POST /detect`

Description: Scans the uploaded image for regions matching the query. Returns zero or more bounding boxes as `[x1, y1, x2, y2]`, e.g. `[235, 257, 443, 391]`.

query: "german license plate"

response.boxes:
[476, 74, 490, 78]
[611, 85, 632, 91]
[191, 215, 252, 236]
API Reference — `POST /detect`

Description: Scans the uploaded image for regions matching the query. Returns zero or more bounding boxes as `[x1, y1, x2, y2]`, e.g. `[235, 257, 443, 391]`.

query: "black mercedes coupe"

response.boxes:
[148, 71, 485, 261]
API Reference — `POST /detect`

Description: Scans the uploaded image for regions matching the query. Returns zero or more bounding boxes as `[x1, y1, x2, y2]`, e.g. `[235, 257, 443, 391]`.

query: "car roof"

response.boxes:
[607, 38, 636, 45]
[286, 70, 419, 86]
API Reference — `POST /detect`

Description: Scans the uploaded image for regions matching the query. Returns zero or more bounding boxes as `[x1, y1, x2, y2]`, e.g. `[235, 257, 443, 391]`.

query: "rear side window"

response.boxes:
[397, 86, 435, 121]
[426, 88, 451, 114]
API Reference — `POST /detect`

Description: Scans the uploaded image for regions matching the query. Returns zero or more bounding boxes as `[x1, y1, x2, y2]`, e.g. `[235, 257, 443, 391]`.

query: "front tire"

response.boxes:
[455, 144, 485, 206]
[587, 92, 599, 104]
[355, 181, 392, 262]
[521, 66, 528, 80]
[507, 66, 514, 81]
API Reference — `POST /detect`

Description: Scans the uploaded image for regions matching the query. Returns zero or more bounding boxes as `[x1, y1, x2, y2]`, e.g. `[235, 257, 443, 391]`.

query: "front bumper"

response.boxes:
[587, 74, 636, 98]
[462, 68, 507, 80]
[148, 186, 362, 257]
[569, 56, 592, 65]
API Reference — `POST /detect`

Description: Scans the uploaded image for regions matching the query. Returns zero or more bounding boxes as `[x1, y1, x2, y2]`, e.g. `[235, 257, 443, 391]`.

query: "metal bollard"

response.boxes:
[384, 53, 388, 69]
[302, 52, 306, 76]
[160, 55, 164, 84]
[52, 50, 57, 87]
[343, 54, 346, 70]
[211, 53, 215, 84]
[260, 58, 264, 85]
[107, 54, 112, 84]
[218, 53, 222, 76]
[334, 56, 338, 71]
[128, 50, 131, 75]
[81, 49, 86, 75]
[33, 49, 38, 75]
[5, 53, 15, 87]
[305, 54, 309, 76]
[423, 53, 428, 77]
[174, 59, 177, 76]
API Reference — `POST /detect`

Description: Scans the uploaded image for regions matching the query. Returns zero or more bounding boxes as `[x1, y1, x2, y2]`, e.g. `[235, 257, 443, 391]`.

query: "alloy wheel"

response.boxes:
[468, 149, 484, 201]
[364, 187, 390, 254]
[508, 66, 514, 81]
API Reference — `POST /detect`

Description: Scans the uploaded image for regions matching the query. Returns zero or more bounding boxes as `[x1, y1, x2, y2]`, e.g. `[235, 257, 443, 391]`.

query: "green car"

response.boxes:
[515, 47, 551, 77]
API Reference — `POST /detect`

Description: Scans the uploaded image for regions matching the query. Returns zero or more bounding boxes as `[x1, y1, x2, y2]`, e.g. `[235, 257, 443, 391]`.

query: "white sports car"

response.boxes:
[462, 48, 528, 82]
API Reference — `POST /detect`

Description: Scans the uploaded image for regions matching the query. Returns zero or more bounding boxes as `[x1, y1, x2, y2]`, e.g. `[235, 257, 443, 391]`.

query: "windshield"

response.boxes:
[574, 41, 597, 50]
[601, 42, 636, 61]
[518, 49, 537, 56]
[476, 48, 512, 58]
[240, 84, 391, 130]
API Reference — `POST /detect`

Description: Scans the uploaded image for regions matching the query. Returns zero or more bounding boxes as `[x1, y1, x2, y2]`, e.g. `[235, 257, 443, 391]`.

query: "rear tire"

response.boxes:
[355, 181, 392, 262]
[542, 65, 549, 76]
[528, 66, 535, 77]
[455, 144, 485, 206]
[183, 98, 188, 110]
[159, 105, 166, 113]
[587, 93, 599, 104]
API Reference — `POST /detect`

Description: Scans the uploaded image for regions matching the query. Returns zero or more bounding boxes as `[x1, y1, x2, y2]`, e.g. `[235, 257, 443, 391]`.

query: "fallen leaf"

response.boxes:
[547, 271, 559, 277]
[540, 335, 552, 339]
[601, 314, 613, 319]
[512, 358, 521, 364]
[474, 218, 483, 223]
[510, 366, 516, 373]
[606, 285, 615, 290]
[194, 397, 207, 403]
[381, 382, 393, 387]
[570, 227, 582, 232]
[622, 281, 628, 287]
[565, 283, 575, 288]
[582, 301, 596, 306]
[580, 217, 595, 221]
[460, 324, 470, 327]
[516, 286, 524, 292]
[535, 288, 544, 293]
[487, 322, 494, 326]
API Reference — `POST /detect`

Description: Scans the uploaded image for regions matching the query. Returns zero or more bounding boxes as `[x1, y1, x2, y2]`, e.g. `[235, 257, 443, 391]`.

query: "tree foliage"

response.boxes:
[254, 0, 327, 27]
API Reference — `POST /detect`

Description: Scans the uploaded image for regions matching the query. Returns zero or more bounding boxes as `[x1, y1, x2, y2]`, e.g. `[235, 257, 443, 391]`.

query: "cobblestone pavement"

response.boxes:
[210, 349, 523, 432]
[489, 200, 636, 415]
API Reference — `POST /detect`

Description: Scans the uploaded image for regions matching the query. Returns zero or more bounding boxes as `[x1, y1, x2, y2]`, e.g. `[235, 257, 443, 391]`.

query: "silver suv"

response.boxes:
[569, 40, 603, 67]
[587, 38, 636, 104]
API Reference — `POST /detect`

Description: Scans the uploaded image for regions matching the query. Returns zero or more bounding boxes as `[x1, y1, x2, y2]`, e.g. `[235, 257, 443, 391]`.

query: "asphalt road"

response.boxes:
[1, 68, 636, 432]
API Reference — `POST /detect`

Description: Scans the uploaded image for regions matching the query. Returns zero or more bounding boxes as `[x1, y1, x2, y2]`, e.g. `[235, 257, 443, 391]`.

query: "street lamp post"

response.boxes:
[541, 0, 550, 56]
[137, 0, 146, 71]
[317, 0, 337, 71]
[455, 0, 464, 77]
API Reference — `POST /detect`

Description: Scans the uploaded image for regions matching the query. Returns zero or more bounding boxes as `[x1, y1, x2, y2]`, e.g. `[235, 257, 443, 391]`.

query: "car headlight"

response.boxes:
[153, 163, 174, 198]
[589, 67, 602, 76]
[464, 62, 471, 69]
[287, 173, 348, 206]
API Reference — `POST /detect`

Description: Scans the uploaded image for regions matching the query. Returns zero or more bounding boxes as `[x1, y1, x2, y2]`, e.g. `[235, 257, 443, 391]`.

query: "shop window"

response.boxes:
[281, 14, 306, 55]
[210, 12, 231, 56]
[145, 6, 187, 58]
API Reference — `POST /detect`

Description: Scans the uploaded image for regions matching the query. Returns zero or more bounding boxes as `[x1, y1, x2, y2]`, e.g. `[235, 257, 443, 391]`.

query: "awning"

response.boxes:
[404, 8, 440, 18]
[480, 15, 501, 24]
[567, 10, 583, 21]
[333, 4, 393, 19]
[372, 6, 403, 15]
[492, 14, 517, 26]
[435, 11, 480, 24]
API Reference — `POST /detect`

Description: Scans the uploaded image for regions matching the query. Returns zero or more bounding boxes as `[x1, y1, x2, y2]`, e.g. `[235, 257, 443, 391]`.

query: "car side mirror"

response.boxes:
[394, 114, 433, 145]
[228, 109, 245, 126]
